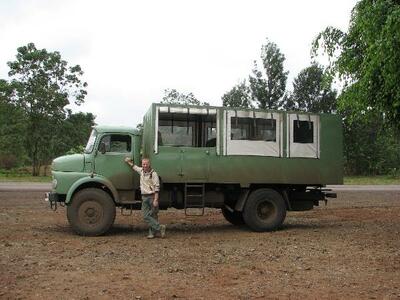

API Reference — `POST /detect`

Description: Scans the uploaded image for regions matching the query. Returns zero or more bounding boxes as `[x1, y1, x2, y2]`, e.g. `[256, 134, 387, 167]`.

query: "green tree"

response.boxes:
[161, 88, 209, 106]
[280, 93, 296, 111]
[0, 79, 27, 169]
[32, 110, 95, 176]
[312, 0, 400, 128]
[249, 39, 288, 109]
[6, 43, 88, 175]
[342, 109, 400, 175]
[52, 110, 96, 157]
[221, 80, 252, 108]
[283, 64, 337, 113]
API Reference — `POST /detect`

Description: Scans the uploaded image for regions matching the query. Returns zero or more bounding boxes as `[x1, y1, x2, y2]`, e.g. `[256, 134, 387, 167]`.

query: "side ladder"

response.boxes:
[184, 183, 205, 216]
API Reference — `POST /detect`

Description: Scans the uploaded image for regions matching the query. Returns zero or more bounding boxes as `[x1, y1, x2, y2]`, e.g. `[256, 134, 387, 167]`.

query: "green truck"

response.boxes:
[46, 103, 342, 236]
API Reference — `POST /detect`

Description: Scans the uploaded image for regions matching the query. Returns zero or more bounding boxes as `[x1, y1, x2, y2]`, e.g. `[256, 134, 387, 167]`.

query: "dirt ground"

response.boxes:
[0, 189, 399, 300]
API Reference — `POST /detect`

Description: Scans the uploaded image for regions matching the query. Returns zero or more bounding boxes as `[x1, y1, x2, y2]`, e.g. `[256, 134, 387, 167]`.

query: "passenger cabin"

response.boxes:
[142, 103, 343, 187]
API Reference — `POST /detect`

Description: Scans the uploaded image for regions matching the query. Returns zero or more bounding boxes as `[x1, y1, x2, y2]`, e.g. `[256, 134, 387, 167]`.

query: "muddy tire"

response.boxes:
[243, 188, 286, 232]
[221, 207, 245, 226]
[67, 188, 116, 236]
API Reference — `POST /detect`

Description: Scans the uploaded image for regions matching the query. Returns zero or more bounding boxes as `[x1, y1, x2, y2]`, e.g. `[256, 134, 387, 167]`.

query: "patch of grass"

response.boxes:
[0, 166, 51, 182]
[0, 173, 51, 182]
[344, 175, 400, 185]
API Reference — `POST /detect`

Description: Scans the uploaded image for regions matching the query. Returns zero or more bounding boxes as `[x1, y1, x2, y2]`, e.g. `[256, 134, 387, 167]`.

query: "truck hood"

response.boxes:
[52, 154, 84, 172]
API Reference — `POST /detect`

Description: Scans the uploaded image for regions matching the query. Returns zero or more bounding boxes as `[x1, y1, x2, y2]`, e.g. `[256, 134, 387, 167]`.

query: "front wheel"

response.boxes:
[243, 188, 286, 232]
[67, 188, 116, 236]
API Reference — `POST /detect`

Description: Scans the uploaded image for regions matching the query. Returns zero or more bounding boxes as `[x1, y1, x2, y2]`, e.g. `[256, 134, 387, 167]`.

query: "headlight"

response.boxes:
[52, 179, 58, 189]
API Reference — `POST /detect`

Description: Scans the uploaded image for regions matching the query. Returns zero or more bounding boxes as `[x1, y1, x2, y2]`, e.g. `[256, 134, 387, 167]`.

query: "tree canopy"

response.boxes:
[249, 39, 288, 109]
[222, 80, 252, 108]
[3, 43, 90, 175]
[312, 0, 400, 128]
[161, 88, 209, 106]
[0, 80, 26, 169]
[283, 64, 337, 113]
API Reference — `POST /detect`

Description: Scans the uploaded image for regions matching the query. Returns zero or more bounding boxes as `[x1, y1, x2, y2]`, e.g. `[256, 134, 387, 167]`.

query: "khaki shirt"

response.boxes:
[132, 166, 160, 195]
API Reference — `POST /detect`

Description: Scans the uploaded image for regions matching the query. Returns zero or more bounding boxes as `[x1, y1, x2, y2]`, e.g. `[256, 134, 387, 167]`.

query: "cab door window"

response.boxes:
[99, 134, 131, 153]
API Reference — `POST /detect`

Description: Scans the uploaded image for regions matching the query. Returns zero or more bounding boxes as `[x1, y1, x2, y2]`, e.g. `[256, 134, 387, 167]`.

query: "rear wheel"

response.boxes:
[221, 207, 245, 226]
[67, 188, 116, 236]
[243, 188, 286, 232]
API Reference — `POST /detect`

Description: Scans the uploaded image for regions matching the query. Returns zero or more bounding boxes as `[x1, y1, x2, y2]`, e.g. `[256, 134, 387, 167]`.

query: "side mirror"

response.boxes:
[98, 142, 107, 154]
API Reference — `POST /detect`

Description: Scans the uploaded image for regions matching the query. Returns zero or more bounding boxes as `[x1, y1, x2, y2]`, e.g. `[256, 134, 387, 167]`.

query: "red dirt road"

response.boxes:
[1, 189, 400, 299]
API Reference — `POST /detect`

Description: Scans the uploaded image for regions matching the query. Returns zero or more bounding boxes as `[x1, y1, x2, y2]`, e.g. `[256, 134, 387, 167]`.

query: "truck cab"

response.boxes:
[48, 126, 142, 235]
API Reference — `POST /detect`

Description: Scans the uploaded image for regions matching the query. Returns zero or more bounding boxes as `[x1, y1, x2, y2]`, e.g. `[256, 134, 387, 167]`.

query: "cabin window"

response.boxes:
[100, 134, 131, 153]
[159, 117, 195, 147]
[158, 112, 216, 147]
[231, 117, 276, 142]
[293, 120, 314, 143]
[204, 122, 217, 147]
[225, 110, 282, 157]
[288, 114, 319, 158]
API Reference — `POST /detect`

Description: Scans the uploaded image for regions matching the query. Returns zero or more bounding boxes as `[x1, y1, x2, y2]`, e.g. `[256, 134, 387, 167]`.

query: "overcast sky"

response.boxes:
[0, 0, 358, 127]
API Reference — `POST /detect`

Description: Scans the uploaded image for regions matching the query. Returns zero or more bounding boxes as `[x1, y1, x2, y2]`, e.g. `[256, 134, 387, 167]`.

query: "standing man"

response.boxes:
[124, 157, 166, 239]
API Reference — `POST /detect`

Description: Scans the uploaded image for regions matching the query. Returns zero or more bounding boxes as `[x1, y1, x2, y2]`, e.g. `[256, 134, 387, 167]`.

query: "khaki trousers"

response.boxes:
[141, 194, 160, 235]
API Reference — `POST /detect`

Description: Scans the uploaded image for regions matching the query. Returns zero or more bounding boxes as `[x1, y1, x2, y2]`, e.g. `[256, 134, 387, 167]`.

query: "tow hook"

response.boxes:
[45, 192, 57, 211]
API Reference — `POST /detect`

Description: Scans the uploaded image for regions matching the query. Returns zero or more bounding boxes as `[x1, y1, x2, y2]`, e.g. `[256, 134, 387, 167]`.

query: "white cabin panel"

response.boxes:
[288, 113, 320, 158]
[225, 110, 282, 157]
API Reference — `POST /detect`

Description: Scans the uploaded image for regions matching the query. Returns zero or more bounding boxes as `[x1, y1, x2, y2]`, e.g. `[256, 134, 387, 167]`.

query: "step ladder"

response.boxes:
[184, 183, 205, 216]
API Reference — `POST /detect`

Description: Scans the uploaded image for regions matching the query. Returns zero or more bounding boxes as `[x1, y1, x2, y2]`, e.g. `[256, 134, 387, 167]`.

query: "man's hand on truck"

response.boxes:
[124, 157, 133, 166]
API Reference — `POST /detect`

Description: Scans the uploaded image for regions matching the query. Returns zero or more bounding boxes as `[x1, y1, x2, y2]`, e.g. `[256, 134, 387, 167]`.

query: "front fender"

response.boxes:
[66, 175, 119, 204]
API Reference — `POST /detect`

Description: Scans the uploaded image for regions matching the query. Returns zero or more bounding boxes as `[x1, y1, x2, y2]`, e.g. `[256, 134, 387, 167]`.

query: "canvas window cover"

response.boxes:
[225, 110, 282, 157]
[288, 114, 320, 158]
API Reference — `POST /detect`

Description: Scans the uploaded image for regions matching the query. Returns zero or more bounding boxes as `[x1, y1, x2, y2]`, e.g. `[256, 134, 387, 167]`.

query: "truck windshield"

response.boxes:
[84, 130, 97, 153]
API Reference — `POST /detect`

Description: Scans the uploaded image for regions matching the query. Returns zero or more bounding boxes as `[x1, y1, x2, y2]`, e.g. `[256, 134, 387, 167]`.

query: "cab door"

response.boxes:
[94, 133, 134, 190]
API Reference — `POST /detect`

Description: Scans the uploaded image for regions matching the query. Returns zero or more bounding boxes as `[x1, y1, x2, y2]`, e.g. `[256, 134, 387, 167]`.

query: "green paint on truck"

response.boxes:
[46, 103, 342, 236]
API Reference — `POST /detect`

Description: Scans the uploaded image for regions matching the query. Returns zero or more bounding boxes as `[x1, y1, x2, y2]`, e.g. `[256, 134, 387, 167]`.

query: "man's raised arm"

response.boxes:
[124, 157, 141, 173]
